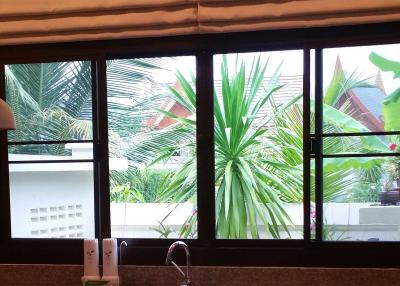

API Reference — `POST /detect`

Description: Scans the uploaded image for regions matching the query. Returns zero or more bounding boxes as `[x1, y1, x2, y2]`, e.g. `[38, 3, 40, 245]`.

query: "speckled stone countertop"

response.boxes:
[0, 265, 400, 286]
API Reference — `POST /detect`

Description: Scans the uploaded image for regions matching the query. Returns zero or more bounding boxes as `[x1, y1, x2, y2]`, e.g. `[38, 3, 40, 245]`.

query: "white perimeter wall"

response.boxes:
[9, 169, 95, 238]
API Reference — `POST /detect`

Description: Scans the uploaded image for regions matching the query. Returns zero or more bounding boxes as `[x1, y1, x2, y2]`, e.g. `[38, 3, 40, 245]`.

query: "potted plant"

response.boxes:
[379, 143, 400, 205]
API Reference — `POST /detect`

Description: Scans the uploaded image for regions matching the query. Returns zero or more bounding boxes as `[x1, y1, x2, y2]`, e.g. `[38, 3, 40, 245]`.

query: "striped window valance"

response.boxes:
[1, 0, 400, 45]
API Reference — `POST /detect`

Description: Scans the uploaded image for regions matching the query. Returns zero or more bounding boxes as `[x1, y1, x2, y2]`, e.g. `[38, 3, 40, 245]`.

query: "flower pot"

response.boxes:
[378, 188, 400, 205]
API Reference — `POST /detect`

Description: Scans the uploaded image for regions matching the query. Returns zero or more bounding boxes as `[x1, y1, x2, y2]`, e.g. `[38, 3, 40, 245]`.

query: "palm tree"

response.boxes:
[5, 58, 169, 201]
[6, 61, 92, 155]
[6, 59, 163, 158]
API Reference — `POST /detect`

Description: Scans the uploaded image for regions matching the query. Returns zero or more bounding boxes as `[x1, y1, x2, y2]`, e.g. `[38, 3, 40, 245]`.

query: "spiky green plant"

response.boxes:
[136, 55, 304, 239]
[213, 55, 302, 239]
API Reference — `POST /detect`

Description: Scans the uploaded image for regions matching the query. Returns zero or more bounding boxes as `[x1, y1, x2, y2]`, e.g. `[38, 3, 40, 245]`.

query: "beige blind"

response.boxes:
[0, 0, 198, 45]
[1, 0, 400, 45]
[198, 0, 400, 33]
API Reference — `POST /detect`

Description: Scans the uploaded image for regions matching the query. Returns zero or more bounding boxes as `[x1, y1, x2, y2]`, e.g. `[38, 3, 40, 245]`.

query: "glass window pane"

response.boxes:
[8, 143, 94, 161]
[107, 57, 197, 239]
[323, 44, 400, 133]
[322, 135, 399, 155]
[214, 51, 303, 239]
[6, 61, 93, 142]
[9, 162, 95, 238]
[323, 156, 400, 241]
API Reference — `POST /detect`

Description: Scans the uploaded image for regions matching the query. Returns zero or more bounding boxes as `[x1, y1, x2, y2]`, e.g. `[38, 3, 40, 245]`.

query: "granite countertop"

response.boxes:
[1, 264, 400, 286]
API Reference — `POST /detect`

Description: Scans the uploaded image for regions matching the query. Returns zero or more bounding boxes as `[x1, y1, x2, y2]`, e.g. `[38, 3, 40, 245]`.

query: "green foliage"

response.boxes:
[110, 183, 145, 203]
[369, 52, 400, 79]
[106, 58, 164, 139]
[6, 59, 163, 157]
[323, 224, 351, 241]
[382, 91, 400, 131]
[265, 101, 304, 203]
[130, 169, 169, 202]
[10, 52, 395, 239]
[6, 59, 167, 203]
[110, 168, 169, 203]
[142, 53, 387, 238]
[369, 52, 400, 192]
[213, 56, 303, 239]
[150, 221, 175, 238]
[314, 58, 395, 203]
[322, 157, 384, 173]
[6, 62, 92, 155]
[314, 102, 387, 152]
[142, 55, 305, 239]
[324, 64, 372, 107]
[348, 182, 381, 203]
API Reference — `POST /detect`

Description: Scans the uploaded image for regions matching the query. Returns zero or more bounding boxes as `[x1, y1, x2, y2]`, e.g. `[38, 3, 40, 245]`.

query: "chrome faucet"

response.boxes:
[165, 241, 191, 286]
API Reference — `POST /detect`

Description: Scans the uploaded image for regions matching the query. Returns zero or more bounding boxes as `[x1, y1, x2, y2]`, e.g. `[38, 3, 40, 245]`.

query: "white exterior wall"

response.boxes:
[10, 169, 94, 238]
[111, 203, 400, 241]
[8, 143, 128, 239]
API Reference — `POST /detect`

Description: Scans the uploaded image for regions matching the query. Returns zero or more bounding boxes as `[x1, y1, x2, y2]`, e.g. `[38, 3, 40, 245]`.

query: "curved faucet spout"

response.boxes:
[165, 241, 191, 285]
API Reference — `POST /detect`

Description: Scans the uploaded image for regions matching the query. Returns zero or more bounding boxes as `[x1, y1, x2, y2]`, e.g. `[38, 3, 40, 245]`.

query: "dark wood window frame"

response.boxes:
[1, 22, 400, 267]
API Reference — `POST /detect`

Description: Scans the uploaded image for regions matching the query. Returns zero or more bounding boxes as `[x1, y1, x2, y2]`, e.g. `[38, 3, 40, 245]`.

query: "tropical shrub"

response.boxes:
[369, 52, 400, 189]
[369, 52, 400, 132]
[313, 60, 389, 203]
[111, 183, 145, 203]
[110, 168, 170, 203]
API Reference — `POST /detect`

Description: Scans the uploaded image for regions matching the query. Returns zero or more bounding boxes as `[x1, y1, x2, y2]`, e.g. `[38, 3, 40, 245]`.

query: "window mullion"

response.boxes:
[196, 51, 215, 246]
[95, 56, 111, 239]
[91, 59, 100, 240]
[314, 49, 323, 242]
[303, 48, 311, 243]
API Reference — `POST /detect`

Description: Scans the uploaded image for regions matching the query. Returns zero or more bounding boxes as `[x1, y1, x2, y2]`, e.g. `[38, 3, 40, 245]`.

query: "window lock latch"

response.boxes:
[310, 137, 316, 155]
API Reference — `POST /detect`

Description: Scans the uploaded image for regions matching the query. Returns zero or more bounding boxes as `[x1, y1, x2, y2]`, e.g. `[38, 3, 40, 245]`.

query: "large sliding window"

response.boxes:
[1, 23, 400, 266]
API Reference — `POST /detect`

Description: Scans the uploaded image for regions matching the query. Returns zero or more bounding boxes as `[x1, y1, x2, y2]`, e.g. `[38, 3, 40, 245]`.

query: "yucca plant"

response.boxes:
[139, 55, 304, 239]
[214, 55, 305, 239]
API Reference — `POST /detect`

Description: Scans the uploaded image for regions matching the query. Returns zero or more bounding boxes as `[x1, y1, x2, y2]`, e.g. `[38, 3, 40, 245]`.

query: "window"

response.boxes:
[319, 44, 400, 242]
[5, 61, 95, 239]
[1, 22, 400, 267]
[107, 56, 197, 239]
[213, 51, 304, 239]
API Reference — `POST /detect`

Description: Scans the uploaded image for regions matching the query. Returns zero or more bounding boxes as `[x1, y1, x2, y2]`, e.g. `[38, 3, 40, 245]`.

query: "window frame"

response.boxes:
[1, 22, 400, 267]
[0, 56, 101, 263]
[313, 47, 400, 242]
